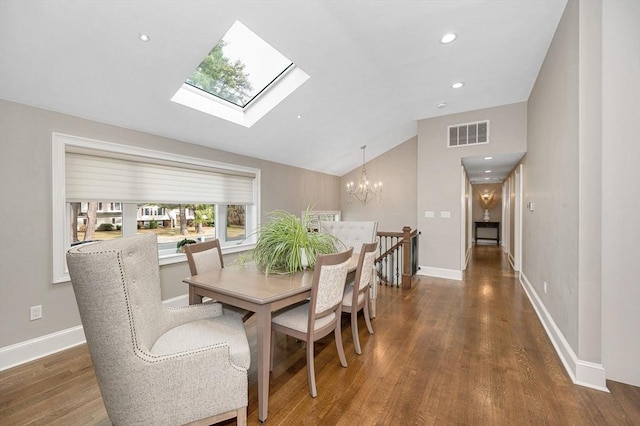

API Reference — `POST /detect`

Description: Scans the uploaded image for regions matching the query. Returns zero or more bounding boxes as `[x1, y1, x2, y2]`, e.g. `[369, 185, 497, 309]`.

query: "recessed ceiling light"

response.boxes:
[138, 33, 151, 42]
[484, 177, 491, 180]
[297, 115, 302, 119]
[485, 170, 492, 173]
[451, 82, 464, 89]
[483, 156, 493, 160]
[436, 102, 447, 109]
[440, 33, 458, 44]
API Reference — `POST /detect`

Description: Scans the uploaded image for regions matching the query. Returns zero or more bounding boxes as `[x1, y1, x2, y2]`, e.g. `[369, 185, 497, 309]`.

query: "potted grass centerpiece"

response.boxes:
[243, 209, 337, 274]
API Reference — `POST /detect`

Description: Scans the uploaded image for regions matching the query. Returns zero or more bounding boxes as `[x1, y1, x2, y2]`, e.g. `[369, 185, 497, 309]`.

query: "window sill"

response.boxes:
[55, 242, 256, 284]
[158, 241, 255, 266]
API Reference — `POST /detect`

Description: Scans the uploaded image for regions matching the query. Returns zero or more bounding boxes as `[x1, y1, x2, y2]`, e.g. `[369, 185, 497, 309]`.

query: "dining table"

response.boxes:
[183, 257, 359, 423]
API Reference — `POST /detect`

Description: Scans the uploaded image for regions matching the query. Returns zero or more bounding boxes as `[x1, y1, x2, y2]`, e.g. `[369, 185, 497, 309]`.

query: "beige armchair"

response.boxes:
[66, 234, 250, 426]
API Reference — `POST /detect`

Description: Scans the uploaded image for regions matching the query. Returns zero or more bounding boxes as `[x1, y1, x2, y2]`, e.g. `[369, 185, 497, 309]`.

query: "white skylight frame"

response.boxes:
[171, 21, 309, 128]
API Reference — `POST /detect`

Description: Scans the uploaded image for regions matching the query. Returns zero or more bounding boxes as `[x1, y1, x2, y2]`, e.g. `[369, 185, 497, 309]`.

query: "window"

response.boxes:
[185, 21, 293, 109]
[225, 205, 246, 242]
[52, 133, 260, 283]
[171, 21, 309, 128]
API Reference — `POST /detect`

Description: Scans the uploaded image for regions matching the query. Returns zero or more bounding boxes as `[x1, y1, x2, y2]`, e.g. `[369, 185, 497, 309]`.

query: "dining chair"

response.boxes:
[270, 248, 354, 397]
[342, 242, 377, 354]
[184, 239, 253, 322]
[319, 220, 380, 317]
[66, 234, 250, 426]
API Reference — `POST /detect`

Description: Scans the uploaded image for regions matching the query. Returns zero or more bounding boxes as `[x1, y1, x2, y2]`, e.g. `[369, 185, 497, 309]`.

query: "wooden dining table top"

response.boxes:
[183, 256, 359, 305]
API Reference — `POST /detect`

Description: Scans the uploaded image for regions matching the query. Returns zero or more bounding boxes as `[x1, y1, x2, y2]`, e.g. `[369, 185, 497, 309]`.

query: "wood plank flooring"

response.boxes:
[1, 245, 638, 425]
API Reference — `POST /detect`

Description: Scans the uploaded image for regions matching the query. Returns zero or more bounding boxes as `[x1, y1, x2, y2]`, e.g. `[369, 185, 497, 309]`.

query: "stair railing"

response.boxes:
[375, 226, 419, 289]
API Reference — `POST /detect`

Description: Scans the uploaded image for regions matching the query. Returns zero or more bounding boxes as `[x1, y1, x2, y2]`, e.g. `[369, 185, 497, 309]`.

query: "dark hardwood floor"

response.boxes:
[1, 245, 638, 425]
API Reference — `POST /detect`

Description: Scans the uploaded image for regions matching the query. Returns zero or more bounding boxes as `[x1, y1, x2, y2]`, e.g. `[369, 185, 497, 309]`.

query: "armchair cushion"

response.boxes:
[151, 315, 251, 369]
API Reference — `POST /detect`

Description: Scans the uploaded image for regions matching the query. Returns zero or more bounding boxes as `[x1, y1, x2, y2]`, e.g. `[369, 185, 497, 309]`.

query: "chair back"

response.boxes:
[184, 239, 224, 275]
[354, 242, 378, 292]
[319, 221, 378, 253]
[310, 248, 353, 319]
[66, 234, 167, 355]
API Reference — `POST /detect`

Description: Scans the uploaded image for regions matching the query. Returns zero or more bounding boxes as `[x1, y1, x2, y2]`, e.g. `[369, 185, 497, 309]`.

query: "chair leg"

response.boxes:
[237, 406, 247, 426]
[307, 340, 317, 397]
[363, 296, 374, 335]
[351, 309, 362, 355]
[334, 322, 348, 367]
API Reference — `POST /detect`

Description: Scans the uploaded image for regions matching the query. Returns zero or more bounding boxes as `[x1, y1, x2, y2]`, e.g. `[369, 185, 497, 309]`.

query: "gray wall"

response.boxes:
[417, 103, 527, 272]
[0, 99, 340, 347]
[523, 0, 581, 352]
[340, 136, 417, 233]
[601, 0, 640, 386]
[523, 0, 639, 386]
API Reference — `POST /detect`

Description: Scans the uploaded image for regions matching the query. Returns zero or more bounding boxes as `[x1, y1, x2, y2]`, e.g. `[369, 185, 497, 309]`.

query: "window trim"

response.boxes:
[52, 132, 260, 283]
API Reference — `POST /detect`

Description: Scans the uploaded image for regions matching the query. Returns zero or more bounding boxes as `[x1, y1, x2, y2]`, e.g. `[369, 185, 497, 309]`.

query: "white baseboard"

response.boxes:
[0, 325, 86, 372]
[0, 294, 192, 372]
[162, 294, 190, 307]
[417, 266, 463, 281]
[519, 272, 609, 392]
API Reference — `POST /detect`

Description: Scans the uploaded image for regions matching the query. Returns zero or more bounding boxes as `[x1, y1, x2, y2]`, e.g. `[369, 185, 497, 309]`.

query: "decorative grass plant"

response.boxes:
[243, 210, 337, 274]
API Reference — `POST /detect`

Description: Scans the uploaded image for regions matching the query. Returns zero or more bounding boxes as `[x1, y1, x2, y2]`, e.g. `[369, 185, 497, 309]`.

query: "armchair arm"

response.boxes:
[163, 301, 223, 327]
[103, 342, 247, 426]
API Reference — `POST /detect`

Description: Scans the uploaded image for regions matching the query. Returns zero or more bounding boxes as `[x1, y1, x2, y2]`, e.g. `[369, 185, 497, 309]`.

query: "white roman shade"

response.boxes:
[65, 152, 255, 204]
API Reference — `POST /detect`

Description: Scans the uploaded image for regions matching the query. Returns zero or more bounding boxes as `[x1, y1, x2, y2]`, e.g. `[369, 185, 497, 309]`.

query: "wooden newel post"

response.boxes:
[401, 226, 412, 289]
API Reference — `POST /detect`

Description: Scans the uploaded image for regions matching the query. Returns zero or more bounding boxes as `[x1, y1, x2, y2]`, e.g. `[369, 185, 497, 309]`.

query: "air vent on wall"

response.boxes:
[448, 120, 489, 148]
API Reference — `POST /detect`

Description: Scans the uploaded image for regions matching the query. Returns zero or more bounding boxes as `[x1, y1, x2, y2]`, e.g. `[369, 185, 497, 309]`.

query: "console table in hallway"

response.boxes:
[474, 221, 500, 246]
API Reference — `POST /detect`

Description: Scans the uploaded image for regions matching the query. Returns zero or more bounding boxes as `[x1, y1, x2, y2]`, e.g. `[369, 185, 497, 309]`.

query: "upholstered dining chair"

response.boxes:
[319, 220, 380, 317]
[66, 234, 250, 426]
[184, 239, 253, 322]
[270, 248, 354, 398]
[342, 242, 377, 354]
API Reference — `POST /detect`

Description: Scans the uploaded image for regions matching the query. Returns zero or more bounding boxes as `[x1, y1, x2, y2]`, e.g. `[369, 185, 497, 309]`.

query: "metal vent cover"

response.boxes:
[448, 120, 489, 147]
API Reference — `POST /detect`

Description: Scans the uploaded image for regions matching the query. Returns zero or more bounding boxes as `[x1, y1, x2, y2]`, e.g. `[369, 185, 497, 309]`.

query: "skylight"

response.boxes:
[172, 21, 309, 128]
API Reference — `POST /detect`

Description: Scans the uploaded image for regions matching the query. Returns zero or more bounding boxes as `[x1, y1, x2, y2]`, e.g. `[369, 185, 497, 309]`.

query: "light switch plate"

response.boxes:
[424, 211, 435, 218]
[440, 211, 451, 218]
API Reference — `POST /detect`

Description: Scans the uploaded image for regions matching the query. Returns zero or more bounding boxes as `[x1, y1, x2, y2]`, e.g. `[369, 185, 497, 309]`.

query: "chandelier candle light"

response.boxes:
[346, 145, 382, 204]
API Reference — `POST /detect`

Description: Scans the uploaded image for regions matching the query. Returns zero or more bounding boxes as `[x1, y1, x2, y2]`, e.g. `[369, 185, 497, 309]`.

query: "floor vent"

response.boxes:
[448, 120, 489, 147]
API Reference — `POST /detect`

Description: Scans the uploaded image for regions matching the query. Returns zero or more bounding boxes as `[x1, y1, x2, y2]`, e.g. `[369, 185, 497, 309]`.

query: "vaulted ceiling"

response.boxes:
[0, 0, 566, 178]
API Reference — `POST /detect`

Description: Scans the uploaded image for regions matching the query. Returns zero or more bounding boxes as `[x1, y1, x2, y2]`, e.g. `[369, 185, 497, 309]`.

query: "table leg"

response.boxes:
[256, 306, 271, 423]
[189, 286, 203, 305]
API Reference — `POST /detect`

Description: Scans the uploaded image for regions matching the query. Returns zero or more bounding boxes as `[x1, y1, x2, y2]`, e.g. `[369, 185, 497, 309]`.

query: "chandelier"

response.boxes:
[346, 145, 382, 204]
